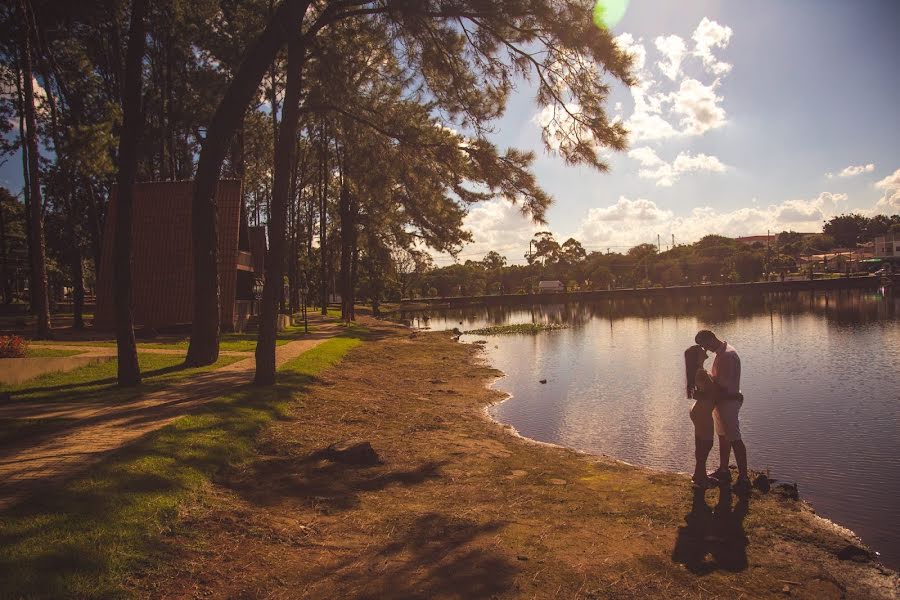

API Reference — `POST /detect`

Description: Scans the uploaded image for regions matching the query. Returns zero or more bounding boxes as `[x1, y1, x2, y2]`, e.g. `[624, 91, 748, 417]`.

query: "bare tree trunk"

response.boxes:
[318, 123, 328, 315]
[0, 199, 10, 304]
[14, 48, 34, 313]
[187, 0, 310, 367]
[83, 177, 104, 272]
[338, 168, 356, 322]
[255, 26, 304, 386]
[19, 0, 51, 339]
[113, 0, 148, 386]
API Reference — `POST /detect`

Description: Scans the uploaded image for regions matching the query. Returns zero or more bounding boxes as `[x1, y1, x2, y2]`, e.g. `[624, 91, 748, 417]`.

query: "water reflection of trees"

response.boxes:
[400, 289, 898, 327]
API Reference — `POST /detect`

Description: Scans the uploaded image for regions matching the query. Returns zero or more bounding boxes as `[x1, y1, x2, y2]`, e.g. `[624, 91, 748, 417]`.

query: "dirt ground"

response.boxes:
[133, 318, 899, 599]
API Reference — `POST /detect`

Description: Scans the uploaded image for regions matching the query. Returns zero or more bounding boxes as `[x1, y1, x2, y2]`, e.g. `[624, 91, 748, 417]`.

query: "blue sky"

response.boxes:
[449, 0, 900, 264]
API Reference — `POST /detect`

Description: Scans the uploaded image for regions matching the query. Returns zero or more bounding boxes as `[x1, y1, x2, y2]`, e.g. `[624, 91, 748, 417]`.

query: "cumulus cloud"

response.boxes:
[692, 17, 733, 75]
[456, 200, 544, 263]
[610, 18, 732, 142]
[873, 168, 900, 214]
[628, 146, 727, 187]
[574, 193, 846, 249]
[826, 163, 875, 179]
[671, 78, 727, 135]
[655, 35, 687, 81]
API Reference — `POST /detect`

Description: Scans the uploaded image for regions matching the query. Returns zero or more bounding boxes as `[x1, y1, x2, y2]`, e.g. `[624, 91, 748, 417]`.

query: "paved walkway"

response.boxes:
[0, 319, 344, 510]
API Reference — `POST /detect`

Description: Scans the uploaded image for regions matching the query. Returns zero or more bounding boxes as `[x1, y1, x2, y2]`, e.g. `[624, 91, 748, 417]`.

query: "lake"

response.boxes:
[401, 289, 900, 568]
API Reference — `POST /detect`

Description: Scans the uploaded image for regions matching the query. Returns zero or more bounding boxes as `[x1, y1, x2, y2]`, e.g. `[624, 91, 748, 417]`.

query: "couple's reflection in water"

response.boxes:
[672, 486, 750, 573]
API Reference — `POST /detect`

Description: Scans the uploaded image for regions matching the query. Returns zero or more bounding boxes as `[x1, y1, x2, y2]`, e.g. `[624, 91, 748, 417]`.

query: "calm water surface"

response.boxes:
[402, 289, 900, 568]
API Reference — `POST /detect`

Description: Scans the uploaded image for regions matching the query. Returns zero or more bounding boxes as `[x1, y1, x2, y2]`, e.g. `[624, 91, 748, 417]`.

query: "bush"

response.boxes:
[0, 335, 28, 358]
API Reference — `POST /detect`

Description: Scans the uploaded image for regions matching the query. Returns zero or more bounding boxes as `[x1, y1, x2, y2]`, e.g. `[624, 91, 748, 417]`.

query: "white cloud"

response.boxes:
[614, 19, 732, 142]
[671, 78, 727, 135]
[873, 168, 900, 214]
[575, 193, 846, 248]
[826, 163, 875, 179]
[628, 146, 727, 187]
[457, 200, 543, 263]
[692, 17, 733, 75]
[655, 35, 687, 81]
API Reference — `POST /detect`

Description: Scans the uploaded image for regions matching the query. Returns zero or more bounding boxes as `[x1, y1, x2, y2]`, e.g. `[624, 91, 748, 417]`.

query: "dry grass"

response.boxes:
[135, 319, 898, 599]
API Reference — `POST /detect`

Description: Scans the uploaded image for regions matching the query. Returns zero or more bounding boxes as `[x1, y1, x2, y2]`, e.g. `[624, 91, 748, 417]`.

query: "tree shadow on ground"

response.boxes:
[672, 487, 749, 574]
[3, 362, 192, 400]
[309, 511, 518, 599]
[227, 443, 445, 512]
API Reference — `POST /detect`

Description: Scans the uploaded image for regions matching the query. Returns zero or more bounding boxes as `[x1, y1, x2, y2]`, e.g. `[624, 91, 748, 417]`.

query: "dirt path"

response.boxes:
[0, 320, 344, 510]
[137, 320, 898, 600]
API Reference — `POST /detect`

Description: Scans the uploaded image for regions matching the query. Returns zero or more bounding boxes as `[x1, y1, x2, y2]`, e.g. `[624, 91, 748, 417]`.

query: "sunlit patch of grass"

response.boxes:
[1, 353, 244, 402]
[23, 347, 83, 358]
[0, 332, 366, 599]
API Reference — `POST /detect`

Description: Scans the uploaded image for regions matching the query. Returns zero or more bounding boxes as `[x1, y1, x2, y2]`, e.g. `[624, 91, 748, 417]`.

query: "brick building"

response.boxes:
[94, 180, 265, 332]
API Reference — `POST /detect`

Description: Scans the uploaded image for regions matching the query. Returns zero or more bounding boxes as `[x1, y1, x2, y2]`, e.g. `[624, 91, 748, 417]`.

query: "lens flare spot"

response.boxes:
[593, 0, 630, 29]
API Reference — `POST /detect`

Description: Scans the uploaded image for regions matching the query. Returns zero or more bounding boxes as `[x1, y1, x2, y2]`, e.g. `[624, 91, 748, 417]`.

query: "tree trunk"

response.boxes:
[187, 0, 310, 367]
[338, 174, 356, 323]
[318, 123, 328, 315]
[0, 199, 10, 304]
[113, 0, 148, 386]
[19, 0, 51, 339]
[83, 177, 104, 273]
[14, 48, 34, 314]
[255, 26, 304, 386]
[350, 244, 358, 320]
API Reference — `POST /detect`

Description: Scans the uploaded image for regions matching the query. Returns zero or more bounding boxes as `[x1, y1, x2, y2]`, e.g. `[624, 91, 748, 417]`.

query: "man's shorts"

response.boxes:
[689, 394, 715, 442]
[713, 395, 743, 441]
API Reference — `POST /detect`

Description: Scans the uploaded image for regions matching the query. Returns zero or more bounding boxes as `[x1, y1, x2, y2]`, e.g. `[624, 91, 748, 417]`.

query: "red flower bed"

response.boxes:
[0, 335, 28, 358]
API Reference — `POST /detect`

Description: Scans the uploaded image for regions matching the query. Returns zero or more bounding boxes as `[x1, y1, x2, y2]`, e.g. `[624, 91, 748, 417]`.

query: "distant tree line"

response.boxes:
[398, 213, 900, 298]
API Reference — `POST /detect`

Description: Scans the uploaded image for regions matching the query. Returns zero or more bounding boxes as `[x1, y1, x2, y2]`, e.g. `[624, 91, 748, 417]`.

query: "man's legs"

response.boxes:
[717, 434, 731, 472]
[732, 439, 748, 479]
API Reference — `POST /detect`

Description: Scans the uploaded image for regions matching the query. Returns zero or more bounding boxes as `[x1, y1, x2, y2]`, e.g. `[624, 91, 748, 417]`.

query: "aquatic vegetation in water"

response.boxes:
[465, 323, 567, 335]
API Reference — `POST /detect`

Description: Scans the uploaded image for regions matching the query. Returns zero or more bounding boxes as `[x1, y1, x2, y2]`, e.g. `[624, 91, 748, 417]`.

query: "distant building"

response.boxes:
[538, 280, 565, 293]
[874, 235, 899, 258]
[95, 180, 265, 332]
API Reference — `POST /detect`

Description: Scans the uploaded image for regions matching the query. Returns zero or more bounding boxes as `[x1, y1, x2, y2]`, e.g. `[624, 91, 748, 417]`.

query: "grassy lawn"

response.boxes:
[1, 353, 244, 402]
[0, 330, 365, 599]
[30, 325, 313, 352]
[24, 347, 84, 358]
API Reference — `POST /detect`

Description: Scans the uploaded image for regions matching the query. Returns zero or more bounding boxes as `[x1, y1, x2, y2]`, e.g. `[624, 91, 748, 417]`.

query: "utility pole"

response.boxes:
[672, 234, 675, 248]
[657, 234, 661, 253]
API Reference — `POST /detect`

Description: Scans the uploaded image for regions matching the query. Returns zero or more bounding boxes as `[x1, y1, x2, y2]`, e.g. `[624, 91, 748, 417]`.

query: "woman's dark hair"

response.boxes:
[684, 344, 704, 398]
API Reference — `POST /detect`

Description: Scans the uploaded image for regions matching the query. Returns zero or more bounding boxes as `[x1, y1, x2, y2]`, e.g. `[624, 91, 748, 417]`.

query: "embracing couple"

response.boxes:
[685, 330, 751, 493]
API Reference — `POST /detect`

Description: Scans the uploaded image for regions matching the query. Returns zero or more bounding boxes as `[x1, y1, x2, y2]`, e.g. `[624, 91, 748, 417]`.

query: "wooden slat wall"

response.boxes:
[94, 180, 243, 331]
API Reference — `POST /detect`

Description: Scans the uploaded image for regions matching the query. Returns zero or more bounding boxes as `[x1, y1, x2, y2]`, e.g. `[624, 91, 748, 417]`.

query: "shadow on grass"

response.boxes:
[671, 487, 750, 574]
[5, 361, 194, 398]
[0, 337, 359, 599]
[308, 511, 518, 598]
[229, 448, 445, 512]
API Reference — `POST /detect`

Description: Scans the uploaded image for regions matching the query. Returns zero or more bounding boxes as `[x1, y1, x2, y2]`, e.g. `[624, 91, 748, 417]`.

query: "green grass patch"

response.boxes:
[34, 326, 313, 353]
[464, 322, 567, 335]
[1, 353, 244, 403]
[0, 331, 366, 599]
[23, 348, 84, 358]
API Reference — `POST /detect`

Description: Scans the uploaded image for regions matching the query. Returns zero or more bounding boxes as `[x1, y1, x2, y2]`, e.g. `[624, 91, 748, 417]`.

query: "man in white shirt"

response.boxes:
[695, 330, 750, 493]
